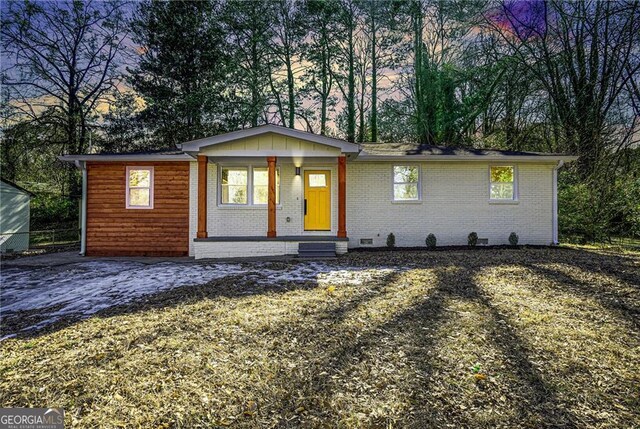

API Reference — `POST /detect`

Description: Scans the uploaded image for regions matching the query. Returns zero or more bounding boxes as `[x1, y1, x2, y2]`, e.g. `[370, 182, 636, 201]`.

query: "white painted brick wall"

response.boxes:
[336, 241, 348, 254]
[346, 162, 555, 247]
[189, 160, 556, 256]
[205, 162, 338, 237]
[194, 241, 289, 259]
[193, 240, 347, 259]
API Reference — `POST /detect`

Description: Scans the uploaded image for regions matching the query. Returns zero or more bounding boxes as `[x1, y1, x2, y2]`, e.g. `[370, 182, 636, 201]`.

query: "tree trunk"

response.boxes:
[320, 40, 328, 135]
[413, 1, 427, 145]
[286, 49, 295, 128]
[346, 15, 356, 143]
[370, 0, 378, 142]
[251, 36, 260, 127]
[359, 68, 366, 142]
[504, 77, 515, 149]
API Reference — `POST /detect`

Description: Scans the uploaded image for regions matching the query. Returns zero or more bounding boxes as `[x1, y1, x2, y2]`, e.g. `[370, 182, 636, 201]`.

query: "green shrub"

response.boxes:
[30, 193, 79, 230]
[386, 233, 395, 248]
[558, 169, 640, 243]
[468, 232, 478, 247]
[509, 232, 519, 246]
[425, 233, 437, 248]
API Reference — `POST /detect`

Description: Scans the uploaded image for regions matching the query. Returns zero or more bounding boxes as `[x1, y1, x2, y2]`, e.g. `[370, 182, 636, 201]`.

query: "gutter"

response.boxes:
[59, 154, 192, 162]
[75, 160, 87, 256]
[353, 155, 579, 163]
[552, 160, 565, 245]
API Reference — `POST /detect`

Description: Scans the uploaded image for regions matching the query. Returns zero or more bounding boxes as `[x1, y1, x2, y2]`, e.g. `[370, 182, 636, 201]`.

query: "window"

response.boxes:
[308, 174, 326, 187]
[253, 168, 280, 204]
[126, 167, 153, 209]
[221, 168, 248, 204]
[219, 166, 281, 206]
[490, 166, 517, 200]
[393, 165, 420, 201]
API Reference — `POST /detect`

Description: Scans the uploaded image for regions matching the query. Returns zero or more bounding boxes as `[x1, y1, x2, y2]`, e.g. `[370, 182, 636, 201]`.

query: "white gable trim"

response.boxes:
[180, 124, 361, 154]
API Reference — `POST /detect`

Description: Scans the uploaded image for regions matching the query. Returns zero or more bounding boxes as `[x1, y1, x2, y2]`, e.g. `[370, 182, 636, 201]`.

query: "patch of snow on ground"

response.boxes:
[252, 262, 399, 286]
[1, 261, 245, 335]
[1, 260, 405, 336]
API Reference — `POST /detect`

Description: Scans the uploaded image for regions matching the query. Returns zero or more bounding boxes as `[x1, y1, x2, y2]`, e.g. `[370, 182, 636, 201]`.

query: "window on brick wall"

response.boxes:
[126, 166, 154, 209]
[221, 167, 248, 204]
[253, 168, 280, 205]
[393, 165, 420, 201]
[489, 165, 517, 200]
[219, 166, 281, 206]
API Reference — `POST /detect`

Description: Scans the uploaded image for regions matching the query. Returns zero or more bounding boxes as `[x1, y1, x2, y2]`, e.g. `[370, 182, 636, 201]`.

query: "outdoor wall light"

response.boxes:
[295, 167, 301, 176]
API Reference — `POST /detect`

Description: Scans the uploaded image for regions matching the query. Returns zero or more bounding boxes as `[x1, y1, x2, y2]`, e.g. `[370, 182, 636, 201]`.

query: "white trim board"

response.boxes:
[59, 154, 192, 162]
[125, 166, 155, 209]
[181, 124, 361, 154]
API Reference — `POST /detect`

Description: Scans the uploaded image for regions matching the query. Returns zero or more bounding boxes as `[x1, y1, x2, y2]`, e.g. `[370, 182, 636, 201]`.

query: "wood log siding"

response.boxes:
[86, 162, 190, 256]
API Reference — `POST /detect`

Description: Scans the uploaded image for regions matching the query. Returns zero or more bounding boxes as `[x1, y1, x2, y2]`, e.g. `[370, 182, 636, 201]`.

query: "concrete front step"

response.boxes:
[298, 242, 337, 258]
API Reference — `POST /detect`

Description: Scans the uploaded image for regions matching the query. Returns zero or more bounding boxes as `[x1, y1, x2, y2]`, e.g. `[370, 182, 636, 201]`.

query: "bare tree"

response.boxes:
[267, 0, 307, 128]
[300, 0, 341, 135]
[2, 0, 128, 191]
[2, 1, 127, 153]
[484, 0, 640, 176]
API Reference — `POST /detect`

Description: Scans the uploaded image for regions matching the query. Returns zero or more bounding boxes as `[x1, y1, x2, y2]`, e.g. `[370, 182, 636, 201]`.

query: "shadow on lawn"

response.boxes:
[0, 271, 332, 339]
[528, 263, 640, 331]
[4, 248, 638, 426]
[265, 264, 579, 428]
[6, 247, 638, 341]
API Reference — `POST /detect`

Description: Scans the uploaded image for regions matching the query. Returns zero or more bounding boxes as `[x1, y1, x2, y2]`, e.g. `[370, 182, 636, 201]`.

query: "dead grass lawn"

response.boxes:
[1, 247, 639, 428]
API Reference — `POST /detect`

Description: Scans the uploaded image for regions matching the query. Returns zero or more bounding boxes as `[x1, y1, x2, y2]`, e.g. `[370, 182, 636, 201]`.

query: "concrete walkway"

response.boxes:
[1, 249, 308, 269]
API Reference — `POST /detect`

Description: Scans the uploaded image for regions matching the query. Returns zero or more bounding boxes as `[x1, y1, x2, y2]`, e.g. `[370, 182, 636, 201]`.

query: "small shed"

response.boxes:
[0, 178, 33, 253]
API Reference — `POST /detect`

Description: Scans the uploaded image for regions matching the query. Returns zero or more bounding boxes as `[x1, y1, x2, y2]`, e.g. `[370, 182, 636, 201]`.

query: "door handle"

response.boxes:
[304, 199, 307, 215]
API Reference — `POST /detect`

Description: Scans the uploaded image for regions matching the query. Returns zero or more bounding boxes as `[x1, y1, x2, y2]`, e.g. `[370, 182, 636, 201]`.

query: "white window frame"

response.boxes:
[219, 166, 249, 206]
[489, 164, 518, 202]
[392, 164, 421, 202]
[125, 166, 154, 209]
[252, 167, 280, 206]
[218, 165, 281, 207]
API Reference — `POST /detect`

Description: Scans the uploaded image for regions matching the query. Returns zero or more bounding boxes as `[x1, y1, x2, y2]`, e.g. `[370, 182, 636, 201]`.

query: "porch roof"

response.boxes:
[180, 124, 361, 155]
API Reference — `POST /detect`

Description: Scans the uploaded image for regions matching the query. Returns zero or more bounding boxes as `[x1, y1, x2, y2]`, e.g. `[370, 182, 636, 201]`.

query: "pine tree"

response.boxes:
[129, 0, 230, 146]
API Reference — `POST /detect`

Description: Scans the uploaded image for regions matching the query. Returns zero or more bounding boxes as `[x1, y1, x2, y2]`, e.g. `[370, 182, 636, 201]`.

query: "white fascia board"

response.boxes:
[353, 154, 579, 163]
[180, 125, 361, 153]
[58, 154, 193, 163]
[197, 150, 341, 157]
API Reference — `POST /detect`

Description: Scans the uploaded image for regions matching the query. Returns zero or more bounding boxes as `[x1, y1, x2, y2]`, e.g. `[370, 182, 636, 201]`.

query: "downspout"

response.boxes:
[76, 160, 87, 255]
[552, 160, 564, 245]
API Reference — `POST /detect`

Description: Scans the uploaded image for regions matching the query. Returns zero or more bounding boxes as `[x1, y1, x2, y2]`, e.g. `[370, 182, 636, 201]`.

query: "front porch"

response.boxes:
[184, 128, 360, 259]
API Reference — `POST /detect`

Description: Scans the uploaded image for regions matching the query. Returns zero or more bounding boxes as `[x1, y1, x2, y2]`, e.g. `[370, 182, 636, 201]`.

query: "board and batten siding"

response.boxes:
[86, 161, 190, 256]
[346, 162, 555, 247]
[199, 132, 341, 157]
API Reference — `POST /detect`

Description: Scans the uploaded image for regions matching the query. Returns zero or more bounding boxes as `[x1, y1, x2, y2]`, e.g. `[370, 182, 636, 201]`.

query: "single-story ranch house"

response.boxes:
[61, 125, 577, 259]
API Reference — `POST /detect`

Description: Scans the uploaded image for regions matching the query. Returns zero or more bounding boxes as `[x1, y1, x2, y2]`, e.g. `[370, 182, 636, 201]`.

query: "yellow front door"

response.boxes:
[304, 170, 331, 231]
